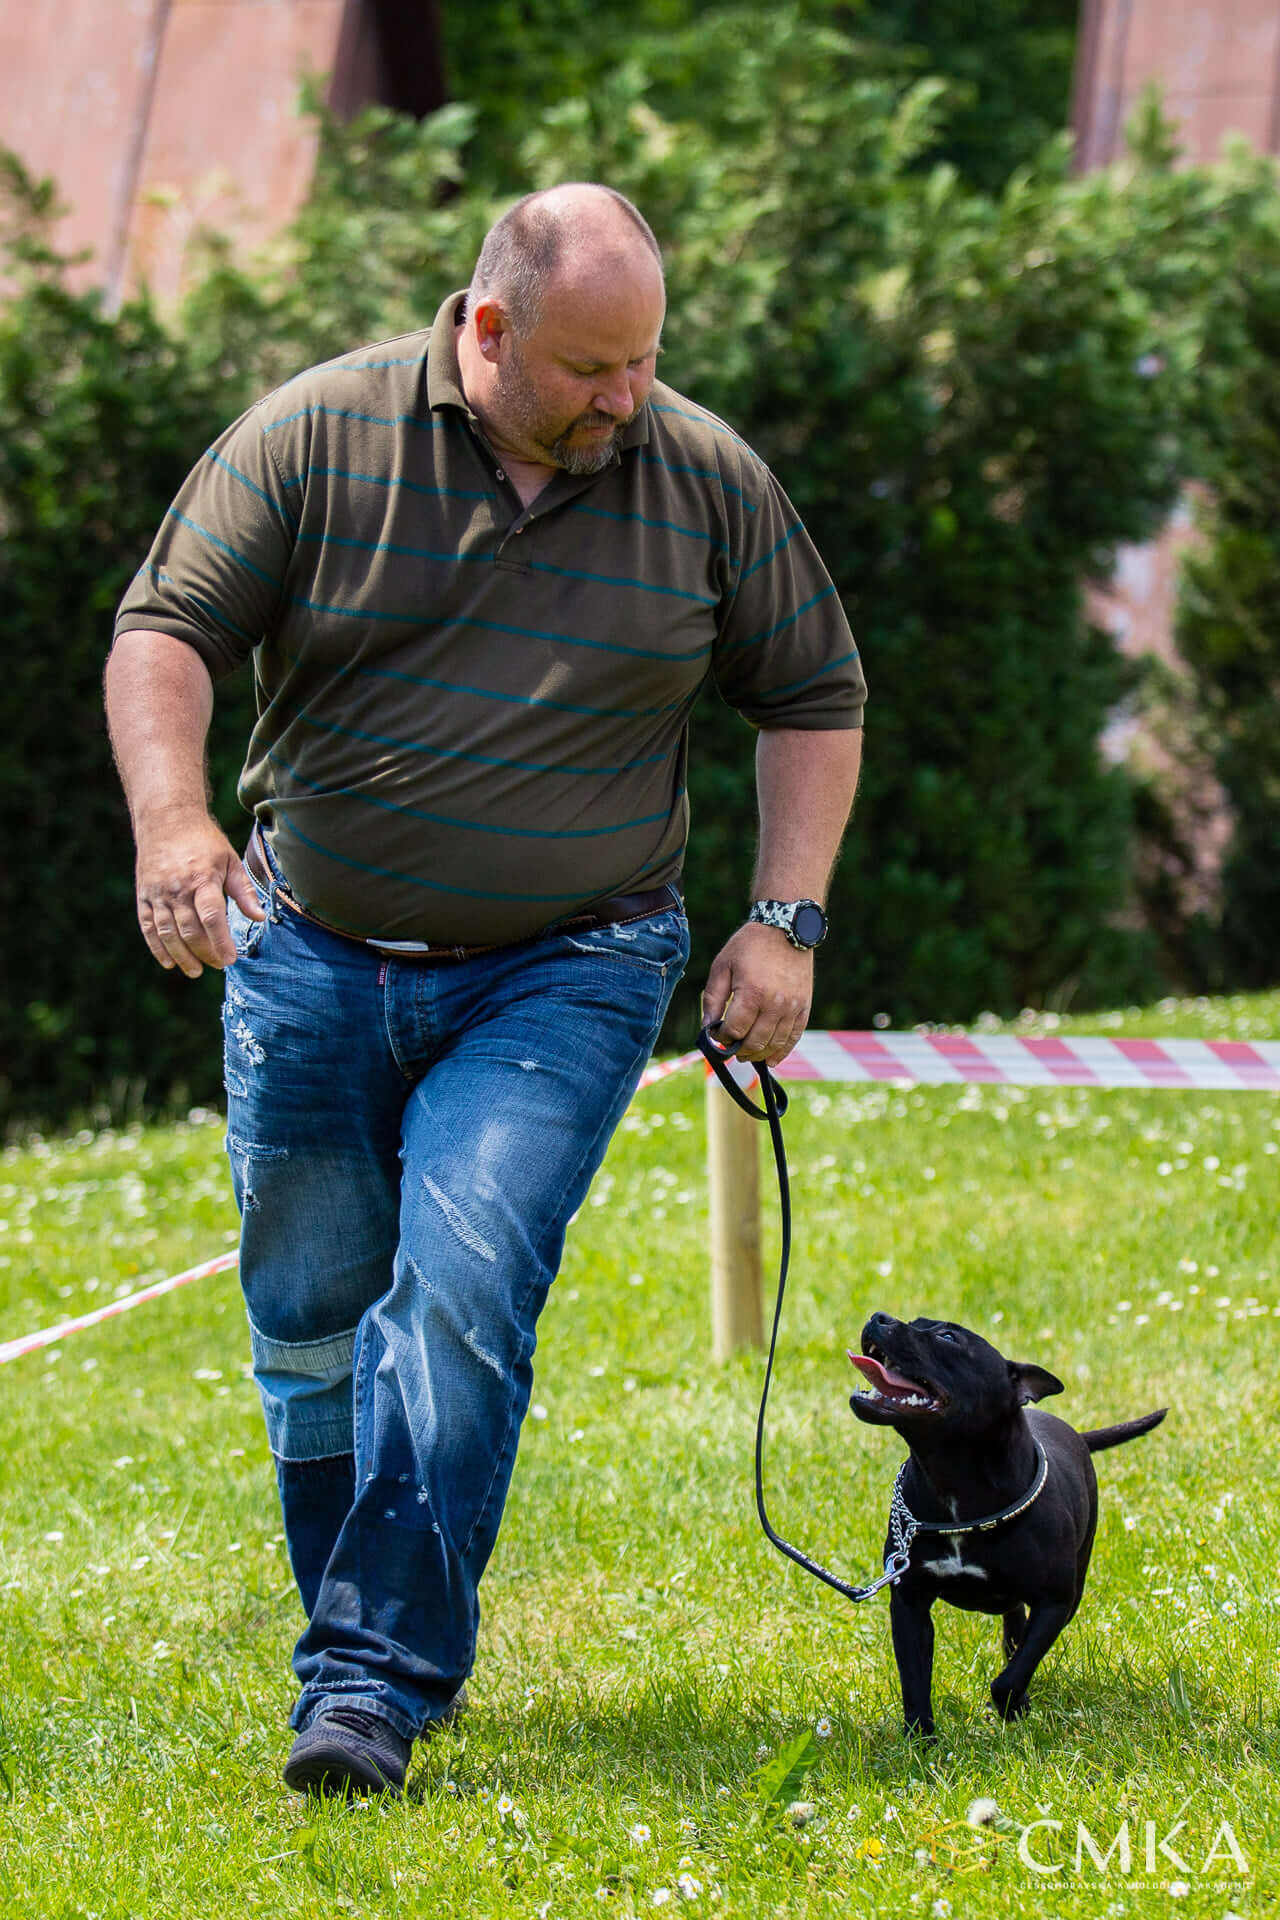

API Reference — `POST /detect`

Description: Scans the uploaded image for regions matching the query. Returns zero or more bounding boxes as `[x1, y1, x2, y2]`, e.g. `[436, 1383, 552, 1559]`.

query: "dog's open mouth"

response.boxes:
[848, 1347, 945, 1414]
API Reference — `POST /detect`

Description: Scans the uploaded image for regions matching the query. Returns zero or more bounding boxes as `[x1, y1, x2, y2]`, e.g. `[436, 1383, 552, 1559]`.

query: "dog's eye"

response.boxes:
[935, 1329, 960, 1343]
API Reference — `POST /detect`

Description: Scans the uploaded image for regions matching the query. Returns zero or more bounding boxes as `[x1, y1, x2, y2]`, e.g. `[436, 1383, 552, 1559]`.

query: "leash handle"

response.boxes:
[698, 1026, 897, 1605]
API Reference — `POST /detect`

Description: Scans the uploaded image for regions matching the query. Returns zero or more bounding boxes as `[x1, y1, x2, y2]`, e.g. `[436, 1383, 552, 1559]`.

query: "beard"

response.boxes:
[494, 341, 629, 474]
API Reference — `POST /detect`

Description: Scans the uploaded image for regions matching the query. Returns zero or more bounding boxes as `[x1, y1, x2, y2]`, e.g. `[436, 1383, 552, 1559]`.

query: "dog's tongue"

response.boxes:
[848, 1352, 920, 1394]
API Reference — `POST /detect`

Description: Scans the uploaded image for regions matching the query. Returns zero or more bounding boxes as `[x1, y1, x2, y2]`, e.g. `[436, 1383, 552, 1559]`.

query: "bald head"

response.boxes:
[469, 183, 664, 336]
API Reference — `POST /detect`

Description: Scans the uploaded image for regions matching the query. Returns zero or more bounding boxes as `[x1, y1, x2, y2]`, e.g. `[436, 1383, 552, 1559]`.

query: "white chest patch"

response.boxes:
[921, 1539, 989, 1581]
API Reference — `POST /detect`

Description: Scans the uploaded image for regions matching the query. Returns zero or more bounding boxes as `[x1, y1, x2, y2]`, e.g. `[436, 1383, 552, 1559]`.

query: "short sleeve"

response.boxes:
[112, 404, 299, 679]
[712, 466, 865, 729]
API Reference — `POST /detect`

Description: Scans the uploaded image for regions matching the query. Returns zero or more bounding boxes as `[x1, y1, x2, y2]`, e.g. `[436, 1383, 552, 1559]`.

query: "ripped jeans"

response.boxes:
[222, 873, 688, 1741]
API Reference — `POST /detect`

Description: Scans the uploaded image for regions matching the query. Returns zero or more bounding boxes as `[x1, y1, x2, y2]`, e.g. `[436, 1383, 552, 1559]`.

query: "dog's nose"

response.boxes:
[867, 1310, 896, 1334]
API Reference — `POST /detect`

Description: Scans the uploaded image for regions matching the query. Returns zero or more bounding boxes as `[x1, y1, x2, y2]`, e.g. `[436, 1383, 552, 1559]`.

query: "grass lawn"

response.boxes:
[1, 992, 1277, 1918]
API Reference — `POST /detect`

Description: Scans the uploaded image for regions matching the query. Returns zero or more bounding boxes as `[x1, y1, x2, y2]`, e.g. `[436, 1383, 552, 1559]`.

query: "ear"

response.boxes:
[470, 295, 510, 361]
[1009, 1362, 1064, 1405]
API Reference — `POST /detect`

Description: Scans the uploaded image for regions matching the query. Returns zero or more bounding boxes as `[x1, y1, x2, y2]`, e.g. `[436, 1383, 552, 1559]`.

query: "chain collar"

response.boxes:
[858, 1440, 1052, 1597]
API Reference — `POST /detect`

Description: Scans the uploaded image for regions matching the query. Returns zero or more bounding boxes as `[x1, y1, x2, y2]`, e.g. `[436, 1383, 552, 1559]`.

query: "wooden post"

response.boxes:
[706, 1067, 764, 1361]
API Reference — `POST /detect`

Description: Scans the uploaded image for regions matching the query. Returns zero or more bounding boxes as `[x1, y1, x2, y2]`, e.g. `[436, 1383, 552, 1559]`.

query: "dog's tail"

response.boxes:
[1082, 1408, 1167, 1452]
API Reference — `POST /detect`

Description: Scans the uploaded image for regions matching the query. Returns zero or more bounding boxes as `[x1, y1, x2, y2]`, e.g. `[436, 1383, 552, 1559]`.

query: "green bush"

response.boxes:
[0, 156, 255, 1126]
[9, 28, 1279, 1125]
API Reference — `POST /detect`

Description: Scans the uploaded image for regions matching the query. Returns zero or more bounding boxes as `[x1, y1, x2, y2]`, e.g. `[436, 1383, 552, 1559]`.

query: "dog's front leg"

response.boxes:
[889, 1583, 936, 1736]
[989, 1600, 1073, 1720]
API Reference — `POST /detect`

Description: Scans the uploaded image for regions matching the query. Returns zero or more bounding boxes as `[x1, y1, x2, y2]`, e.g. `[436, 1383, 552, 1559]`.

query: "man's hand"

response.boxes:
[701, 922, 814, 1066]
[135, 814, 265, 978]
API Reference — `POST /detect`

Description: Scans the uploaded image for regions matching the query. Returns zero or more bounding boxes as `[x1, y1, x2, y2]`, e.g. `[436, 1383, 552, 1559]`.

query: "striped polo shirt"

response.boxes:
[114, 293, 866, 946]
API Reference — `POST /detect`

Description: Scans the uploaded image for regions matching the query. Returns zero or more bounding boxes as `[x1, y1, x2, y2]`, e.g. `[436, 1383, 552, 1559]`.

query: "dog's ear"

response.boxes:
[1009, 1363, 1064, 1404]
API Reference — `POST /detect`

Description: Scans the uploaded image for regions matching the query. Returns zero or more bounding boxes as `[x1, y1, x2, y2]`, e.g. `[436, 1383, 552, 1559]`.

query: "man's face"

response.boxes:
[485, 261, 666, 475]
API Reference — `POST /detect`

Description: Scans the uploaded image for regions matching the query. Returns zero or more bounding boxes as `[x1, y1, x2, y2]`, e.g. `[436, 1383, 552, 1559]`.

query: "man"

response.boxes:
[105, 183, 864, 1797]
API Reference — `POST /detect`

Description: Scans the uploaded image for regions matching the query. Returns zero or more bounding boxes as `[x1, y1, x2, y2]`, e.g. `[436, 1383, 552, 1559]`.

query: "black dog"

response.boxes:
[849, 1310, 1165, 1735]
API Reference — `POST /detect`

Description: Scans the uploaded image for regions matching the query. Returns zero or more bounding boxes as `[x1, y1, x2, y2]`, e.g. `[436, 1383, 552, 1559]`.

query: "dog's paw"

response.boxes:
[904, 1716, 937, 1740]
[990, 1682, 1030, 1721]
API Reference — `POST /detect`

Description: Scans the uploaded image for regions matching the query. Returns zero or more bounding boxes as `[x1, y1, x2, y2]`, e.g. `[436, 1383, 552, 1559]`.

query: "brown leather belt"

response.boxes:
[243, 828, 679, 964]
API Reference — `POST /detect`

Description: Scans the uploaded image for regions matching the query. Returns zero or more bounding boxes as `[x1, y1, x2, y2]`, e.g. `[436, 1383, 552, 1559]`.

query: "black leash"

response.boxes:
[697, 1026, 1052, 1603]
[698, 1026, 907, 1602]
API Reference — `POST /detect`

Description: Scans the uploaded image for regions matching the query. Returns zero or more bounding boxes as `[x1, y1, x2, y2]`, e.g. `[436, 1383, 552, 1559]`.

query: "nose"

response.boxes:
[866, 1311, 898, 1336]
[594, 374, 634, 419]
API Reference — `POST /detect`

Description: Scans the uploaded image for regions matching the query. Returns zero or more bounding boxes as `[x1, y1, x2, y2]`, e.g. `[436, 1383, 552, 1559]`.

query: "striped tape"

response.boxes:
[773, 1031, 1280, 1091]
[3, 1030, 1274, 1364]
[0, 1249, 242, 1367]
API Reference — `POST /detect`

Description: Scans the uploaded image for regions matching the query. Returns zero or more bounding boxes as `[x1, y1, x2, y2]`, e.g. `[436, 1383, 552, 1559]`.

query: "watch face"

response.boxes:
[792, 902, 827, 948]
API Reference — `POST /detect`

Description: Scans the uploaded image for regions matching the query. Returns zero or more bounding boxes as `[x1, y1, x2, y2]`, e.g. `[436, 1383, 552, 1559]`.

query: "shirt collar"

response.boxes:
[426, 289, 651, 451]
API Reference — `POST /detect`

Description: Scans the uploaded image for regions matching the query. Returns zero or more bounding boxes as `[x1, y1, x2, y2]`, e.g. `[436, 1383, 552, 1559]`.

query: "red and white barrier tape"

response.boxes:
[0, 1249, 241, 1367]
[772, 1031, 1280, 1091]
[3, 1031, 1275, 1365]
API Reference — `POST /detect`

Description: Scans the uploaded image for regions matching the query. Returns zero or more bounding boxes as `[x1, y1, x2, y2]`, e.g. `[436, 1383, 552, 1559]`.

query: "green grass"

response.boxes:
[1, 992, 1278, 1918]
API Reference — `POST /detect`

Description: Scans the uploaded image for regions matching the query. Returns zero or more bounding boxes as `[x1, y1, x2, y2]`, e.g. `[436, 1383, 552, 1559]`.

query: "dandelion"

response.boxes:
[965, 1798, 1000, 1827]
[787, 1802, 814, 1828]
[854, 1837, 884, 1862]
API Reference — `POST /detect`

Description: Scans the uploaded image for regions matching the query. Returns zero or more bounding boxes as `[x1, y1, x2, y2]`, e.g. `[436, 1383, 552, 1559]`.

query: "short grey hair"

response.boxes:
[468, 185, 663, 335]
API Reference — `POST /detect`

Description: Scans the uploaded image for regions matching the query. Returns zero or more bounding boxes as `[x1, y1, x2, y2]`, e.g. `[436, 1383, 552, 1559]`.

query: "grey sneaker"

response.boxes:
[283, 1705, 413, 1798]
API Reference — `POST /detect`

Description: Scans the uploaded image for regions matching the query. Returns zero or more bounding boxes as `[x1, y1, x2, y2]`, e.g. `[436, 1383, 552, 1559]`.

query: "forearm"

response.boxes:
[751, 725, 863, 902]
[104, 629, 217, 833]
[104, 629, 262, 975]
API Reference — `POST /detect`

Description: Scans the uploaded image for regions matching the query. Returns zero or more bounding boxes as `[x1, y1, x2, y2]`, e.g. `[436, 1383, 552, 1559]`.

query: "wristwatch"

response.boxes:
[748, 898, 828, 950]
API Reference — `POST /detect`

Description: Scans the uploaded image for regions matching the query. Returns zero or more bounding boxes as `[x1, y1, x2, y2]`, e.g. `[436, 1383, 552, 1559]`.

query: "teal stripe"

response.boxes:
[274, 812, 673, 910]
[278, 467, 489, 500]
[740, 523, 801, 581]
[283, 596, 714, 665]
[294, 708, 674, 779]
[570, 502, 725, 549]
[295, 530, 489, 565]
[263, 405, 442, 433]
[167, 508, 279, 585]
[359, 661, 690, 722]
[267, 744, 678, 840]
[758, 647, 861, 701]
[462, 613, 713, 666]
[639, 452, 755, 506]
[145, 564, 259, 646]
[650, 401, 750, 451]
[206, 449, 295, 523]
[526, 558, 717, 607]
[273, 811, 592, 905]
[729, 583, 838, 654]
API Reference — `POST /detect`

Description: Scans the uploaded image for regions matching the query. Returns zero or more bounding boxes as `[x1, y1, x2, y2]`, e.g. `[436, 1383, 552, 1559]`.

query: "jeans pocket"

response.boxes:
[227, 897, 266, 959]
[555, 907, 690, 978]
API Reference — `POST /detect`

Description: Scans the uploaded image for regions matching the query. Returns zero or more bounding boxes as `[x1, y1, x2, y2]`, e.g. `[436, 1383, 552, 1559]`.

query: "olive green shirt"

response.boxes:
[115, 294, 866, 945]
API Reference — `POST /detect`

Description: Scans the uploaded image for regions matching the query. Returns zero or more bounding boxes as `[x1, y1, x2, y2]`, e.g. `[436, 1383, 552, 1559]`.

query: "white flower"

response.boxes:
[1168, 1880, 1190, 1898]
[965, 1797, 999, 1827]
[652, 1890, 672, 1906]
[43, 1530, 64, 1543]
[676, 1874, 702, 1900]
[815, 1716, 833, 1738]
[630, 1823, 652, 1845]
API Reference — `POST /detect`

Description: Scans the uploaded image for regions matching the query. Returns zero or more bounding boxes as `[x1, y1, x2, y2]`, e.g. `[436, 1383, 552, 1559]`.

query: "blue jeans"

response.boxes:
[222, 864, 688, 1741]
